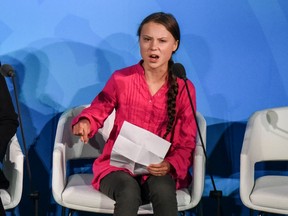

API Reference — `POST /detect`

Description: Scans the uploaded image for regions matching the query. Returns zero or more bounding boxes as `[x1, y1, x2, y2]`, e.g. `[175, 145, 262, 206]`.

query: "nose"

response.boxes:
[150, 40, 158, 50]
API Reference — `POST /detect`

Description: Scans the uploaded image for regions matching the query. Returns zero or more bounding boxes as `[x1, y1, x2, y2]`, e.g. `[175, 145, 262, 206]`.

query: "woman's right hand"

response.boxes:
[72, 118, 91, 143]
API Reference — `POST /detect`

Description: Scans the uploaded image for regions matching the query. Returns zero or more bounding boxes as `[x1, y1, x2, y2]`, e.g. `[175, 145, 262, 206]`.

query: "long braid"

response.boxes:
[163, 61, 178, 140]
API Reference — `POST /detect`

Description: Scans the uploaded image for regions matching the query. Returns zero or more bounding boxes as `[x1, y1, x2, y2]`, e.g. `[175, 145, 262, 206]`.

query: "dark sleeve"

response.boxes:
[0, 75, 19, 161]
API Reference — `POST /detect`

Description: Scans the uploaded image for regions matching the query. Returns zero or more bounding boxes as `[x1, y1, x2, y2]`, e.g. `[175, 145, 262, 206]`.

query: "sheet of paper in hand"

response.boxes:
[110, 121, 171, 175]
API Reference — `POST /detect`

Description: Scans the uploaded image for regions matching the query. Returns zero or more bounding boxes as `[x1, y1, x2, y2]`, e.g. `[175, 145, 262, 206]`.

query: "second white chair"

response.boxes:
[240, 106, 288, 215]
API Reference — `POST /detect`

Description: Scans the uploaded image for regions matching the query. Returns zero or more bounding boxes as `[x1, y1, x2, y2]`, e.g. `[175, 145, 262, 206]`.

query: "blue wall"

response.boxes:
[1, 1, 288, 215]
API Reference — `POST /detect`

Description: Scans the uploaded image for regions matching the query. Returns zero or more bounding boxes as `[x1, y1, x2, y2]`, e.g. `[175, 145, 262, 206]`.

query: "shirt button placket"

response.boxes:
[145, 98, 153, 126]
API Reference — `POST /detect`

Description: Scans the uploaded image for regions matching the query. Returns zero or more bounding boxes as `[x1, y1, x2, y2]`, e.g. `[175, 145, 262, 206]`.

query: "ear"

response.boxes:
[173, 40, 179, 52]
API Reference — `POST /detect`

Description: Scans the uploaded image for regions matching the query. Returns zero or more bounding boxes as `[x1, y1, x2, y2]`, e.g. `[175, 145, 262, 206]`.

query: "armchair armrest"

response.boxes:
[190, 144, 205, 208]
[52, 142, 67, 204]
[240, 153, 254, 207]
[3, 135, 24, 209]
[239, 112, 259, 208]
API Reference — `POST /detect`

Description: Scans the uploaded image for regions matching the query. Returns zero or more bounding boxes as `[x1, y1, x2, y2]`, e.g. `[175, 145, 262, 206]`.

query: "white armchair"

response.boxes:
[52, 105, 206, 215]
[240, 106, 288, 215]
[1, 134, 24, 210]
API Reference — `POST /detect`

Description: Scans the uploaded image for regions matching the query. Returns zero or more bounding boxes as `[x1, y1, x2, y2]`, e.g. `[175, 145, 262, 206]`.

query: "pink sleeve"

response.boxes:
[165, 80, 197, 180]
[71, 74, 117, 138]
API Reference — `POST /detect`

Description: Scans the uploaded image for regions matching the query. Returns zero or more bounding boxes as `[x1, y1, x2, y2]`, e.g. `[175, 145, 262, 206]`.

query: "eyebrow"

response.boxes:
[142, 35, 168, 39]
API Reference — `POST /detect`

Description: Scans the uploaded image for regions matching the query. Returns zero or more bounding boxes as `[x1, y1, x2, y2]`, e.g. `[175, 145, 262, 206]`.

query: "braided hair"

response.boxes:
[163, 60, 178, 139]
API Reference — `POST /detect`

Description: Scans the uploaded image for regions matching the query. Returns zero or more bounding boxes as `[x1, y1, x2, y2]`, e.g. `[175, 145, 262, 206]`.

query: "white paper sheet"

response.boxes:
[110, 121, 171, 175]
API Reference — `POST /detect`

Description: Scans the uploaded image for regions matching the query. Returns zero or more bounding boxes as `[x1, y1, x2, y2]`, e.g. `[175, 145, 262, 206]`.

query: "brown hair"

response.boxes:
[137, 12, 180, 139]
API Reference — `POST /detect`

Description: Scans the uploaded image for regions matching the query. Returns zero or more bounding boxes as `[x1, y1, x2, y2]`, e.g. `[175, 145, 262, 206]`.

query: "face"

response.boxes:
[139, 22, 178, 72]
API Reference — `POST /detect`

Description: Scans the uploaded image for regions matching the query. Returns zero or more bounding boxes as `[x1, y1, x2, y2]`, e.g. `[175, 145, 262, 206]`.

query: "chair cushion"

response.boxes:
[250, 175, 288, 210]
[0, 189, 11, 207]
[62, 174, 115, 211]
[62, 174, 191, 213]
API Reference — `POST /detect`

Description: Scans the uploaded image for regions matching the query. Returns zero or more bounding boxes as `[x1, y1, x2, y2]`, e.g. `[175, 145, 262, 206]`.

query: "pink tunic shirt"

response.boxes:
[72, 62, 197, 190]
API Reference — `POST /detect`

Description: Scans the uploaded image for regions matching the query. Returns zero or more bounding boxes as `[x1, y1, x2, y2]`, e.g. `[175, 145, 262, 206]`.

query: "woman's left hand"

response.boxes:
[147, 160, 171, 176]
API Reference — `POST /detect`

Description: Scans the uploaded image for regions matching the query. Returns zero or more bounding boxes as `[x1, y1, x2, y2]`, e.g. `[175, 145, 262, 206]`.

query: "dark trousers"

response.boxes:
[0, 121, 17, 162]
[0, 198, 6, 216]
[0, 121, 17, 190]
[100, 171, 178, 216]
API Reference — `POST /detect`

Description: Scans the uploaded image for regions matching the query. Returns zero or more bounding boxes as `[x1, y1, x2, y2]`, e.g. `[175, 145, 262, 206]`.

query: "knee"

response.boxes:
[149, 176, 176, 202]
[151, 186, 176, 202]
[115, 179, 141, 202]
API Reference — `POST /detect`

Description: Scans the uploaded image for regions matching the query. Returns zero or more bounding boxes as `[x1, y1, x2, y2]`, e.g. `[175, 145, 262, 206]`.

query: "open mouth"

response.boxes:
[149, 54, 159, 59]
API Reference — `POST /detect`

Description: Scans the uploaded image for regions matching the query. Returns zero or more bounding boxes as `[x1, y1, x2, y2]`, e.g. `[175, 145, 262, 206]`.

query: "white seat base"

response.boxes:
[250, 175, 288, 211]
[61, 173, 191, 214]
[0, 189, 11, 206]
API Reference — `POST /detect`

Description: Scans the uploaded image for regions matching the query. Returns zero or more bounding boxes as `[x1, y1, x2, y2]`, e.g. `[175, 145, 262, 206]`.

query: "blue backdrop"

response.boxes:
[1, 1, 287, 215]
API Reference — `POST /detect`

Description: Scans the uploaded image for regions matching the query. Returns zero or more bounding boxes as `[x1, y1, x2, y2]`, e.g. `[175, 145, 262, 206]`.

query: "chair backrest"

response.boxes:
[188, 111, 206, 209]
[56, 104, 205, 162]
[242, 106, 288, 163]
[195, 111, 206, 149]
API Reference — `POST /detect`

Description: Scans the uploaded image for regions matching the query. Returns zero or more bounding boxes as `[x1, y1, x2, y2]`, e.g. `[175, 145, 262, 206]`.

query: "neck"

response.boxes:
[143, 63, 169, 84]
[142, 64, 169, 96]
[145, 69, 168, 84]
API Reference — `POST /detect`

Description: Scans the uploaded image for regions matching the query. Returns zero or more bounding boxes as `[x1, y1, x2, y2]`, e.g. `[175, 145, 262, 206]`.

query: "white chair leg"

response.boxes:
[179, 211, 186, 216]
[68, 209, 75, 216]
[61, 207, 66, 216]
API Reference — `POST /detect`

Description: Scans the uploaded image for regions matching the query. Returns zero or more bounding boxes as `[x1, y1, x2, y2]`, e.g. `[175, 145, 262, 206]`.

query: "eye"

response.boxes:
[159, 39, 167, 43]
[142, 36, 151, 42]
